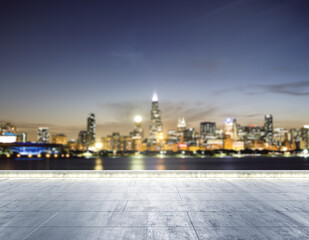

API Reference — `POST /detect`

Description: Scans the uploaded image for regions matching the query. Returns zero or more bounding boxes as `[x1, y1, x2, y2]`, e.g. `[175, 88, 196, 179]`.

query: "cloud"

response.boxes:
[219, 81, 309, 97]
[249, 80, 309, 96]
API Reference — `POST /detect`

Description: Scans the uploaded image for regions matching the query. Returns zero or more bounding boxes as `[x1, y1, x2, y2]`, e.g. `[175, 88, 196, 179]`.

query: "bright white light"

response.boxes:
[152, 91, 158, 102]
[304, 149, 308, 155]
[0, 136, 16, 143]
[134, 115, 142, 123]
[95, 142, 103, 149]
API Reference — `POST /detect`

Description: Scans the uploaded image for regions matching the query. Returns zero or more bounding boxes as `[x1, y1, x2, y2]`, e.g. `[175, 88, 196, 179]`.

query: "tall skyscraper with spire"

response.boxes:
[87, 113, 96, 147]
[148, 92, 163, 146]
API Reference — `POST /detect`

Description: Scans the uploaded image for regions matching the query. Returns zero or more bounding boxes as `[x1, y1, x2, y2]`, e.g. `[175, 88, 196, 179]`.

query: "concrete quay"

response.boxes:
[1, 173, 309, 239]
[1, 170, 309, 178]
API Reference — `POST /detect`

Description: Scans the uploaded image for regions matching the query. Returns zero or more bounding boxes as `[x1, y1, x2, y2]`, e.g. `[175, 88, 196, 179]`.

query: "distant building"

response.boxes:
[247, 125, 262, 140]
[87, 113, 96, 146]
[300, 127, 308, 150]
[78, 131, 88, 150]
[264, 114, 273, 145]
[148, 92, 163, 146]
[183, 128, 196, 146]
[52, 134, 68, 145]
[38, 127, 49, 143]
[17, 132, 27, 143]
[200, 122, 216, 140]
[0, 135, 17, 143]
[112, 132, 121, 151]
[1, 122, 17, 135]
[131, 116, 143, 139]
[166, 130, 178, 144]
[224, 118, 237, 141]
[176, 117, 186, 142]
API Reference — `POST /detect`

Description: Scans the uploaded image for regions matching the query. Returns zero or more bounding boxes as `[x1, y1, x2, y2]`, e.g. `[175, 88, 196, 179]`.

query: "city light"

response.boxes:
[134, 115, 142, 123]
[95, 142, 103, 149]
[0, 93, 308, 156]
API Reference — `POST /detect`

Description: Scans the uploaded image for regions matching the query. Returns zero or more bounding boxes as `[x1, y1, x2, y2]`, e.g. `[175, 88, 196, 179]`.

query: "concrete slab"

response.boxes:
[1, 177, 309, 239]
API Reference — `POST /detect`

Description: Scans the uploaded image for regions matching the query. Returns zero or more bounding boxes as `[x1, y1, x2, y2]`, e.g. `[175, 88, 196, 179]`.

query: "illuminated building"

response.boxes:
[224, 118, 237, 141]
[2, 142, 64, 156]
[17, 132, 27, 143]
[121, 136, 133, 151]
[273, 128, 288, 147]
[300, 127, 308, 150]
[1, 122, 17, 135]
[176, 117, 186, 141]
[164, 129, 178, 152]
[167, 130, 177, 143]
[131, 115, 143, 139]
[112, 132, 121, 151]
[223, 135, 233, 150]
[0, 123, 18, 143]
[132, 138, 142, 151]
[264, 114, 273, 145]
[200, 122, 216, 140]
[206, 139, 223, 150]
[148, 92, 163, 146]
[237, 126, 248, 141]
[183, 128, 196, 146]
[0, 134, 17, 143]
[101, 136, 113, 151]
[68, 140, 77, 150]
[78, 131, 88, 149]
[38, 127, 49, 143]
[289, 128, 300, 150]
[87, 113, 96, 146]
[232, 141, 245, 151]
[52, 134, 68, 145]
[247, 125, 262, 140]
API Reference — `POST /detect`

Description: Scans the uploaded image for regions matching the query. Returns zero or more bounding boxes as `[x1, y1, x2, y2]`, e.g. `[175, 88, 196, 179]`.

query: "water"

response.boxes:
[1, 156, 309, 170]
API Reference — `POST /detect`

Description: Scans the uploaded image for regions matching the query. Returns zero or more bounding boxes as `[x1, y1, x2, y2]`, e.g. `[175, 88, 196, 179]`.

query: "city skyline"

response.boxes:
[1, 92, 308, 142]
[1, 0, 309, 140]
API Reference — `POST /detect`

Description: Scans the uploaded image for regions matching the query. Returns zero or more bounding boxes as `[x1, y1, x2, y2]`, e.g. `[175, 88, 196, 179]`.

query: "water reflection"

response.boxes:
[179, 158, 187, 170]
[1, 156, 309, 170]
[157, 158, 165, 170]
[130, 157, 145, 170]
[94, 158, 103, 170]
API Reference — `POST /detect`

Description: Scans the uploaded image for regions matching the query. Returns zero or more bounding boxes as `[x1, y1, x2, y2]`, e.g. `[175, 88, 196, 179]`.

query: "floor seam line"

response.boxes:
[123, 200, 128, 212]
[22, 212, 59, 240]
[186, 211, 200, 240]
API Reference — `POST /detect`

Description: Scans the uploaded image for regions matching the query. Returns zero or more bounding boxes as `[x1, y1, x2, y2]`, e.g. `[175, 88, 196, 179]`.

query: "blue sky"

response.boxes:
[0, 0, 308, 140]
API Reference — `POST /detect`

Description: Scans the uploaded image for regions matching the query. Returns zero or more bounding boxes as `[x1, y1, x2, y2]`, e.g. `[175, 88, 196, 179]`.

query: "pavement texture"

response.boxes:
[0, 178, 309, 240]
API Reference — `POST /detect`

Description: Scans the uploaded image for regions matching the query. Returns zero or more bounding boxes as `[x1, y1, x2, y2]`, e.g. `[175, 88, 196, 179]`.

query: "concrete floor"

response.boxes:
[0, 178, 309, 240]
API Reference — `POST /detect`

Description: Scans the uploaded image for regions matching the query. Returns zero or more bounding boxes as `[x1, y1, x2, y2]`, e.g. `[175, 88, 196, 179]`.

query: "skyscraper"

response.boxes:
[148, 92, 163, 146]
[38, 127, 49, 143]
[224, 118, 237, 141]
[177, 117, 186, 142]
[264, 114, 273, 145]
[131, 116, 143, 139]
[200, 122, 216, 140]
[87, 113, 96, 146]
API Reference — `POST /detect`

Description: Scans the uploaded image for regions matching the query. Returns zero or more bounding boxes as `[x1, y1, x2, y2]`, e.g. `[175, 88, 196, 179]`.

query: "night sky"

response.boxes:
[1, 0, 309, 140]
